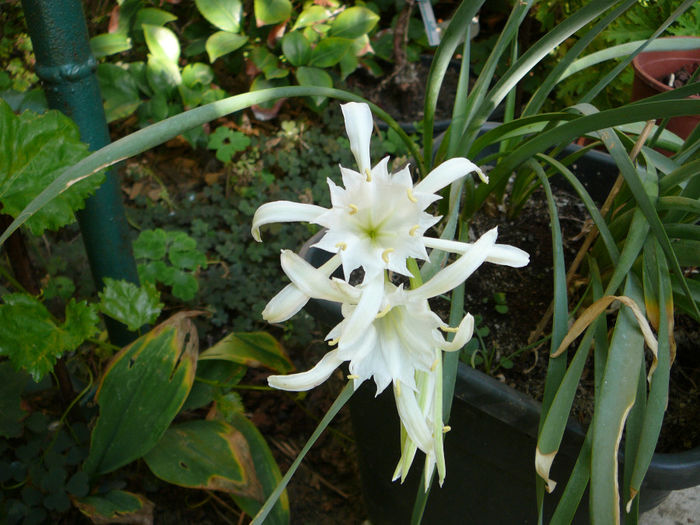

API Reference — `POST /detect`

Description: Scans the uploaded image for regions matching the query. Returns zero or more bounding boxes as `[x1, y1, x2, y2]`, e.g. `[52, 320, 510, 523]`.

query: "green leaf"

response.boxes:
[82, 313, 198, 475]
[133, 228, 168, 260]
[168, 231, 208, 270]
[96, 63, 142, 123]
[205, 31, 247, 62]
[281, 31, 312, 67]
[200, 331, 293, 373]
[329, 6, 379, 39]
[181, 63, 215, 88]
[292, 5, 331, 30]
[309, 37, 352, 68]
[89, 33, 132, 59]
[227, 411, 289, 525]
[43, 276, 75, 301]
[196, 0, 242, 33]
[146, 56, 181, 95]
[98, 278, 163, 332]
[183, 359, 245, 411]
[294, 66, 332, 108]
[170, 271, 198, 301]
[142, 24, 180, 63]
[74, 491, 154, 523]
[144, 419, 264, 500]
[0, 294, 64, 381]
[0, 361, 29, 438]
[134, 7, 178, 29]
[254, 0, 292, 27]
[137, 260, 170, 285]
[62, 299, 99, 349]
[208, 127, 250, 163]
[0, 99, 101, 235]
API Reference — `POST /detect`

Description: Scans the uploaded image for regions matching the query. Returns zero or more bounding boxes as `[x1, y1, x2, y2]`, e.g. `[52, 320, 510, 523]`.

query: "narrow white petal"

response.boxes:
[414, 158, 484, 196]
[280, 250, 357, 303]
[339, 273, 384, 347]
[441, 314, 475, 352]
[423, 237, 529, 267]
[251, 201, 326, 241]
[341, 102, 373, 175]
[413, 228, 498, 300]
[268, 349, 344, 391]
[394, 384, 432, 452]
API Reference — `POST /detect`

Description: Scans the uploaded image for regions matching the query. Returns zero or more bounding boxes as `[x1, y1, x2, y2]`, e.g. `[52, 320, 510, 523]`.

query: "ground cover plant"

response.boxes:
[2, 0, 700, 523]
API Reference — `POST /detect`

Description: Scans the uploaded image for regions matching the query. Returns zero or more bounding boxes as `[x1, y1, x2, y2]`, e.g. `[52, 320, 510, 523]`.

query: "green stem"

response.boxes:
[250, 381, 354, 524]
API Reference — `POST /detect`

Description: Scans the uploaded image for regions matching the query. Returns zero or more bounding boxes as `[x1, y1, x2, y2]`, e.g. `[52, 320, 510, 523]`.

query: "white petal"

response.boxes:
[423, 237, 529, 267]
[414, 158, 484, 196]
[413, 228, 498, 300]
[280, 250, 358, 303]
[251, 201, 326, 241]
[394, 383, 432, 452]
[339, 273, 384, 346]
[441, 314, 475, 352]
[268, 349, 344, 391]
[341, 102, 373, 175]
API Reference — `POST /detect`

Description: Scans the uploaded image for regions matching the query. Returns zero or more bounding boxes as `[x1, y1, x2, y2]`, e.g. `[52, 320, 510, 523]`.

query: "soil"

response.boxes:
[662, 63, 700, 89]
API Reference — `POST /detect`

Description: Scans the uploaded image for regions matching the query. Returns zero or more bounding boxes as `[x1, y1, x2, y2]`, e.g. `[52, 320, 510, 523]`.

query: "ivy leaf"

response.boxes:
[98, 279, 163, 332]
[0, 99, 104, 235]
[0, 294, 64, 381]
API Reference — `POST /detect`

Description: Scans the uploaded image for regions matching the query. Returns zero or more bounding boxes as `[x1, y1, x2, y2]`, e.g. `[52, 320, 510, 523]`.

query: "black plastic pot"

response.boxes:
[298, 143, 700, 524]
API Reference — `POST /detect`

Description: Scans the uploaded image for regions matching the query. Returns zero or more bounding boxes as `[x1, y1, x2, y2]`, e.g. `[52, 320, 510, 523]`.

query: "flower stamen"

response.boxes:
[328, 337, 340, 346]
[407, 188, 417, 203]
[395, 380, 401, 396]
[443, 425, 452, 433]
[348, 204, 359, 215]
[364, 168, 372, 182]
[347, 374, 360, 380]
[381, 248, 394, 263]
[375, 304, 392, 319]
[335, 242, 348, 251]
[440, 325, 459, 333]
[409, 225, 420, 236]
[430, 358, 439, 371]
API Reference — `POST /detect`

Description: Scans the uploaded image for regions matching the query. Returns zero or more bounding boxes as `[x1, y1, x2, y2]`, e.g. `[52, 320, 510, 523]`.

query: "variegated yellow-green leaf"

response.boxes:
[144, 419, 263, 500]
[199, 331, 293, 373]
[83, 312, 198, 476]
[73, 490, 154, 524]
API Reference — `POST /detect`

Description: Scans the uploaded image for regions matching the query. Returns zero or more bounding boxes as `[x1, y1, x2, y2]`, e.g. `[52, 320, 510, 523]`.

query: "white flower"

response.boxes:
[251, 102, 489, 282]
[266, 227, 529, 485]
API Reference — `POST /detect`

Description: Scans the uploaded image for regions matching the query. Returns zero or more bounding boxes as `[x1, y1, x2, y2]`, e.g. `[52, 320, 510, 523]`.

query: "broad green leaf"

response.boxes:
[206, 31, 247, 63]
[196, 0, 242, 33]
[74, 490, 154, 523]
[98, 278, 163, 332]
[146, 55, 181, 95]
[142, 24, 180, 63]
[0, 294, 64, 381]
[62, 299, 99, 349]
[200, 331, 293, 373]
[0, 99, 102, 235]
[170, 270, 198, 301]
[329, 7, 379, 39]
[281, 31, 312, 67]
[0, 361, 29, 438]
[89, 33, 132, 59]
[254, 0, 292, 27]
[83, 313, 198, 475]
[168, 231, 208, 270]
[137, 260, 171, 286]
[183, 359, 245, 411]
[227, 411, 289, 525]
[339, 52, 359, 81]
[249, 46, 289, 80]
[144, 419, 264, 500]
[134, 7, 178, 29]
[309, 37, 352, 68]
[181, 63, 215, 88]
[133, 228, 168, 260]
[294, 66, 332, 107]
[292, 5, 331, 30]
[96, 63, 142, 123]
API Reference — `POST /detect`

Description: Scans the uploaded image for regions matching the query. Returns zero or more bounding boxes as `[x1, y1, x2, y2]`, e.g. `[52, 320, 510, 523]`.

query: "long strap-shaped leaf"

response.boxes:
[0, 86, 415, 247]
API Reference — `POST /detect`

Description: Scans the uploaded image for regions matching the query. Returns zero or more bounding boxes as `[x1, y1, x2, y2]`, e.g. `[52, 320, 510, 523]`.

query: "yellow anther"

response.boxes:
[476, 168, 489, 184]
[440, 325, 459, 333]
[348, 204, 359, 215]
[335, 242, 347, 251]
[347, 374, 360, 380]
[409, 224, 420, 236]
[328, 338, 340, 346]
[442, 425, 452, 434]
[364, 168, 372, 182]
[381, 248, 394, 263]
[395, 381, 401, 396]
[375, 304, 392, 319]
[407, 188, 417, 203]
[430, 358, 439, 371]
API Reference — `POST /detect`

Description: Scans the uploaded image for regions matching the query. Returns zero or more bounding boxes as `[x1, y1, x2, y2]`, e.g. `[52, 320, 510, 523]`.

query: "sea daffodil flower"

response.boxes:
[251, 102, 488, 282]
[266, 228, 529, 485]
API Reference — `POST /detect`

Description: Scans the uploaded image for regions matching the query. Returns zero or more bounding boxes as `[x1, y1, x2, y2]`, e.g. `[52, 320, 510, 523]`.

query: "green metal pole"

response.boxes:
[21, 0, 139, 346]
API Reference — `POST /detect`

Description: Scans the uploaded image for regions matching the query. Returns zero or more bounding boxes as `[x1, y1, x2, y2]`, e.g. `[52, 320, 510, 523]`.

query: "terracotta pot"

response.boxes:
[632, 37, 700, 140]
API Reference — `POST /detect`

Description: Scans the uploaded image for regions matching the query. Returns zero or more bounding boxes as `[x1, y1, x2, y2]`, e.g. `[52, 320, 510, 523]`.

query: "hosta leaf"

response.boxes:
[144, 419, 263, 500]
[98, 278, 163, 332]
[195, 0, 243, 33]
[83, 313, 198, 475]
[0, 294, 64, 381]
[205, 31, 247, 63]
[199, 331, 293, 373]
[254, 0, 291, 27]
[329, 6, 379, 39]
[74, 490, 154, 523]
[0, 361, 29, 438]
[0, 99, 103, 235]
[183, 359, 246, 411]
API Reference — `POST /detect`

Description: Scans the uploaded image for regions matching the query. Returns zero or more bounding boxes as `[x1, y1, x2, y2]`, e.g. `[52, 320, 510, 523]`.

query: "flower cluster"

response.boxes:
[252, 102, 529, 487]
